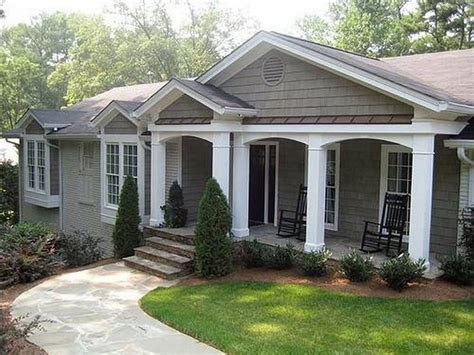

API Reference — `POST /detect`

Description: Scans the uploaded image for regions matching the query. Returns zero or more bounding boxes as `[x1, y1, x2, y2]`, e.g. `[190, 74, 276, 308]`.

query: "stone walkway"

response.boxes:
[12, 262, 222, 354]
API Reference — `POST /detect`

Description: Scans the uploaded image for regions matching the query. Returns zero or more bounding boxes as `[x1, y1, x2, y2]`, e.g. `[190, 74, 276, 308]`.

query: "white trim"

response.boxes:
[24, 194, 59, 208]
[196, 31, 474, 115]
[133, 79, 258, 118]
[249, 141, 279, 226]
[325, 144, 340, 231]
[90, 102, 138, 127]
[177, 137, 183, 184]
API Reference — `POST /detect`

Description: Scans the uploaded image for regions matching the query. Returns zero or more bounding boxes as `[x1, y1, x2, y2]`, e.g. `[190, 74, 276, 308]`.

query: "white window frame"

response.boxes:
[101, 135, 145, 224]
[380, 144, 412, 238]
[24, 136, 50, 195]
[304, 144, 340, 231]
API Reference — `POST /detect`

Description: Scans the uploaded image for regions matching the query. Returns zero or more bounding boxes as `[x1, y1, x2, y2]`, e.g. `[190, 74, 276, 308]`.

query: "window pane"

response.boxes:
[325, 149, 337, 225]
[37, 142, 45, 191]
[123, 144, 138, 181]
[27, 141, 35, 188]
[106, 144, 120, 205]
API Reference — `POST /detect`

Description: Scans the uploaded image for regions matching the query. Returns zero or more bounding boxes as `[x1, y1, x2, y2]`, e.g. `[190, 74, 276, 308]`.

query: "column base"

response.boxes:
[149, 218, 163, 227]
[304, 242, 325, 252]
[231, 228, 250, 238]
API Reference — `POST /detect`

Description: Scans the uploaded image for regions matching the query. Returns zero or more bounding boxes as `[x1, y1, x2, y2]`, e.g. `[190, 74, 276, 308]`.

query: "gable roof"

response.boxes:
[197, 31, 474, 115]
[133, 78, 256, 117]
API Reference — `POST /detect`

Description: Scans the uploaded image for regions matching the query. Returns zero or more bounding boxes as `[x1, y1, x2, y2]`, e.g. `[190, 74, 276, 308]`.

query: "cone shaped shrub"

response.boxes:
[194, 178, 233, 278]
[112, 176, 141, 258]
[161, 181, 187, 228]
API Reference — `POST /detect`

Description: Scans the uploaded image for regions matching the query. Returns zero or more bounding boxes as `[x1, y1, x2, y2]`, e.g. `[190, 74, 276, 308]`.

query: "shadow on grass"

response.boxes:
[142, 281, 474, 354]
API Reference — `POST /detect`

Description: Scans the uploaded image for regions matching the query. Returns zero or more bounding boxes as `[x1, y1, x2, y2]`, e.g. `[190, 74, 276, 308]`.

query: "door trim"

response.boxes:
[250, 141, 279, 226]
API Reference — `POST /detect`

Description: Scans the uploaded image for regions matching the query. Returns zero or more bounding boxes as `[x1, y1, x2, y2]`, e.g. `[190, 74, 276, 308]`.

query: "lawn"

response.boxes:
[141, 281, 474, 354]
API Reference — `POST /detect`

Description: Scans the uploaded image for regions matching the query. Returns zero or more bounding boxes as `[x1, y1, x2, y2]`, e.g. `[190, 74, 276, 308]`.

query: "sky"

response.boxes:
[2, 0, 330, 35]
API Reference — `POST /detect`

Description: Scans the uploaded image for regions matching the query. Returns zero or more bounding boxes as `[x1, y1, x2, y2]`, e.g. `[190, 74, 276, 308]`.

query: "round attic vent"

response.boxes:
[262, 56, 285, 86]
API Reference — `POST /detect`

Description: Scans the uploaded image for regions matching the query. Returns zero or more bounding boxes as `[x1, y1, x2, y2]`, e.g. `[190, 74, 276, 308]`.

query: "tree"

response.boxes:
[112, 176, 141, 258]
[194, 178, 233, 278]
[161, 180, 187, 228]
[0, 160, 18, 224]
[408, 0, 473, 53]
[296, 15, 333, 45]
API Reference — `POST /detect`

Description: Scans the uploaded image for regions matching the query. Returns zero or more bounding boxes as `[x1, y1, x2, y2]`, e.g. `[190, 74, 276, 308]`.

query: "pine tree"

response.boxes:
[194, 178, 233, 278]
[112, 175, 141, 258]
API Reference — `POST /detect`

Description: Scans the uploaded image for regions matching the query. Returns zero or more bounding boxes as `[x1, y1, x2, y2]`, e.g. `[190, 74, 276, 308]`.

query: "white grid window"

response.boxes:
[325, 149, 337, 225]
[37, 142, 46, 191]
[106, 144, 120, 206]
[123, 144, 138, 183]
[27, 141, 35, 189]
[381, 146, 412, 235]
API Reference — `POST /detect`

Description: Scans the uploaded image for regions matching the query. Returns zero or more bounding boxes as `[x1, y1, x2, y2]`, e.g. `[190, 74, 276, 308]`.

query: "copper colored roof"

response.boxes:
[242, 114, 412, 125]
[156, 117, 212, 125]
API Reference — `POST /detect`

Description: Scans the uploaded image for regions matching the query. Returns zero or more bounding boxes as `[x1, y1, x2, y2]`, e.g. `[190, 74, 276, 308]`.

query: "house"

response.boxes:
[4, 31, 474, 278]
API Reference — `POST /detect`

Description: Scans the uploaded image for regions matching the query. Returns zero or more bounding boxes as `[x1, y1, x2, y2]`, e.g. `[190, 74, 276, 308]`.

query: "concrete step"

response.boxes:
[123, 256, 192, 280]
[134, 246, 193, 270]
[143, 226, 195, 246]
[145, 237, 196, 258]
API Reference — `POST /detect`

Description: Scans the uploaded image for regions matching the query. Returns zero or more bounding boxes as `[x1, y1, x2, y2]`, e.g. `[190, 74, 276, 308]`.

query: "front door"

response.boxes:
[249, 143, 277, 225]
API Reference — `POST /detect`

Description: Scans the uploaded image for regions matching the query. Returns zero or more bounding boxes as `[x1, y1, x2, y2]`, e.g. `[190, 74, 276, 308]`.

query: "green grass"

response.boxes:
[140, 281, 474, 354]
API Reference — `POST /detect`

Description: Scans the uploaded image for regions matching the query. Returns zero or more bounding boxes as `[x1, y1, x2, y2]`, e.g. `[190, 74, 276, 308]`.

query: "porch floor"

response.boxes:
[154, 224, 442, 279]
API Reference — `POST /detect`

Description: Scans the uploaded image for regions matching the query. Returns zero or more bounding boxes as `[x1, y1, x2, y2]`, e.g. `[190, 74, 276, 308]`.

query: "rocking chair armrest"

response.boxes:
[279, 209, 297, 218]
[363, 220, 380, 227]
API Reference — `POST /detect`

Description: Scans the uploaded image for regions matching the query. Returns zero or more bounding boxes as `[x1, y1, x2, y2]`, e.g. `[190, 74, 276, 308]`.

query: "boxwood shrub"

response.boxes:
[378, 253, 426, 291]
[339, 250, 374, 282]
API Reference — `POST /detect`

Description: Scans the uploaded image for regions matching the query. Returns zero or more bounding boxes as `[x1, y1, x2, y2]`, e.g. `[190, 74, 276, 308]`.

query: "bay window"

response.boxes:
[26, 140, 46, 192]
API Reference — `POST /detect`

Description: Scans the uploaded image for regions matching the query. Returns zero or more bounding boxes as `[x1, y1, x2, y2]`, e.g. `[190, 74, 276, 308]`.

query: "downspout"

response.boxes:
[44, 137, 63, 230]
[457, 147, 474, 166]
[5, 138, 22, 223]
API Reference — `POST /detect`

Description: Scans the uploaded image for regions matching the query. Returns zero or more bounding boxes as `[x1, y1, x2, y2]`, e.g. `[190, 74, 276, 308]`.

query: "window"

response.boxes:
[81, 142, 94, 171]
[105, 143, 138, 207]
[26, 140, 46, 192]
[106, 144, 120, 206]
[381, 145, 412, 234]
[27, 141, 35, 189]
[325, 149, 337, 226]
[325, 147, 339, 229]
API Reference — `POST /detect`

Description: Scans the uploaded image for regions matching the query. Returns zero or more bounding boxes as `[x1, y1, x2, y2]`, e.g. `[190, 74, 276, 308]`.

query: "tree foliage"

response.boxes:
[112, 175, 141, 258]
[297, 0, 472, 57]
[0, 160, 18, 224]
[0, 0, 254, 128]
[194, 178, 233, 278]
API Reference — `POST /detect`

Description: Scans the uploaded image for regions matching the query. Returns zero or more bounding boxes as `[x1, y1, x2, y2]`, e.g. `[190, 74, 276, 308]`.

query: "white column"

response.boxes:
[212, 132, 231, 198]
[305, 135, 326, 252]
[150, 134, 166, 227]
[232, 133, 250, 238]
[408, 134, 435, 269]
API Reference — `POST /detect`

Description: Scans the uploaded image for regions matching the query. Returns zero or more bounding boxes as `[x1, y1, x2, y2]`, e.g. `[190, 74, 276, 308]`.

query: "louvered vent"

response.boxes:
[262, 56, 285, 86]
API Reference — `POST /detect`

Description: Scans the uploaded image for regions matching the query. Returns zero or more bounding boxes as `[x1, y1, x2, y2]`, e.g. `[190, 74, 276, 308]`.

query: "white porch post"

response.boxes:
[212, 132, 231, 198]
[150, 133, 166, 226]
[408, 134, 435, 269]
[305, 134, 327, 252]
[232, 133, 250, 237]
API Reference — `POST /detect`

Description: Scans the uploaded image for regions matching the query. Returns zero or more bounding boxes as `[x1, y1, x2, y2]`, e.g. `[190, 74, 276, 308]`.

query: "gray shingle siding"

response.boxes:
[103, 114, 137, 134]
[221, 50, 414, 117]
[22, 203, 60, 229]
[25, 120, 44, 134]
[160, 95, 213, 119]
[49, 146, 60, 195]
[60, 141, 114, 256]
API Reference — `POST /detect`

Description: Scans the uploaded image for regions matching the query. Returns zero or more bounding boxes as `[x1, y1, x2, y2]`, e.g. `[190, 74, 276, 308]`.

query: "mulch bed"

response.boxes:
[0, 258, 118, 354]
[180, 261, 474, 301]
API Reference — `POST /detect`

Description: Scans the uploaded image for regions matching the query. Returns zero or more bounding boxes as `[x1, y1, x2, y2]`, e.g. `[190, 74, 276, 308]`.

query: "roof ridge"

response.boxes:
[269, 31, 380, 61]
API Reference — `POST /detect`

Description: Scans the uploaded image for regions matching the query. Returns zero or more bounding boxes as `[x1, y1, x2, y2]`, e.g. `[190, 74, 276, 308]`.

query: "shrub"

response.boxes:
[459, 207, 474, 260]
[161, 180, 188, 228]
[241, 239, 267, 268]
[0, 315, 44, 354]
[0, 160, 19, 225]
[0, 222, 63, 284]
[296, 248, 332, 276]
[439, 254, 473, 286]
[378, 253, 426, 291]
[0, 222, 51, 250]
[340, 251, 374, 282]
[266, 243, 295, 270]
[58, 230, 104, 267]
[112, 175, 141, 258]
[195, 178, 233, 278]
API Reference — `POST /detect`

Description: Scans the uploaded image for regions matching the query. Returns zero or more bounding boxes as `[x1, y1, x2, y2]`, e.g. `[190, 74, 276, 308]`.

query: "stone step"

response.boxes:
[145, 237, 196, 259]
[143, 226, 195, 246]
[134, 246, 193, 270]
[123, 256, 192, 280]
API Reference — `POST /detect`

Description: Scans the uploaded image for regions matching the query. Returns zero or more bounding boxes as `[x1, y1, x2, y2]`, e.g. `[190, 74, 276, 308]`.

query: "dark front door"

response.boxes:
[249, 145, 265, 225]
[249, 144, 277, 225]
